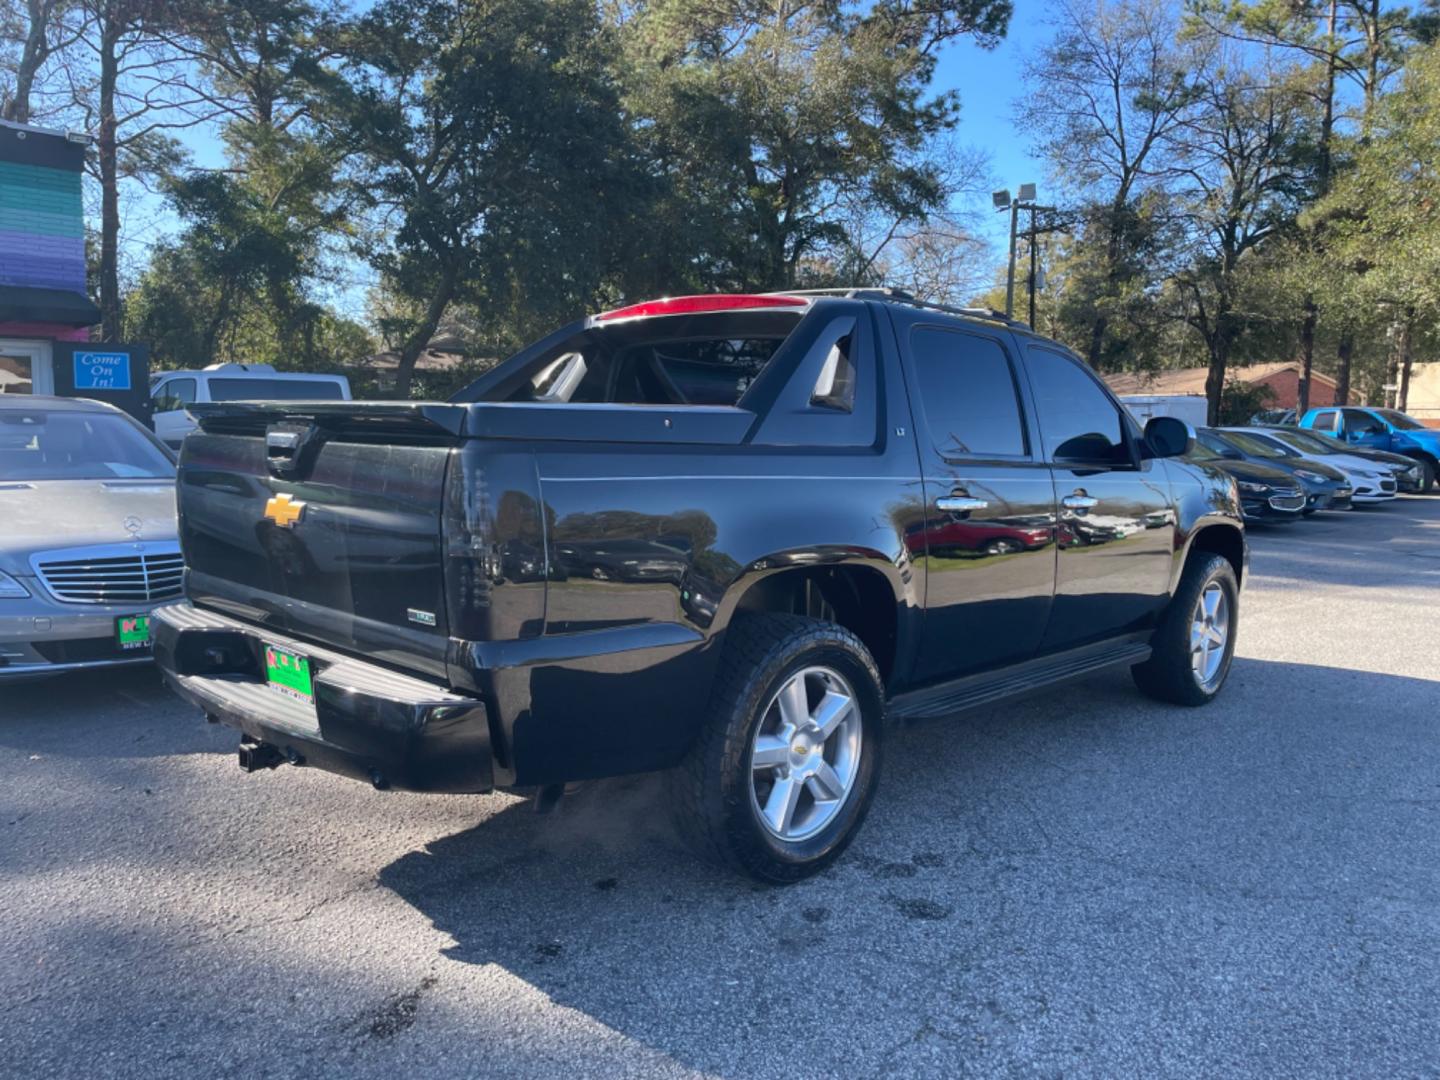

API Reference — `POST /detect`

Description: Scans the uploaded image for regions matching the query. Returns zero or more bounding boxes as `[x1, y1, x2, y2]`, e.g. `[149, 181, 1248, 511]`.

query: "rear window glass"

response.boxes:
[454, 311, 802, 407]
[208, 378, 345, 402]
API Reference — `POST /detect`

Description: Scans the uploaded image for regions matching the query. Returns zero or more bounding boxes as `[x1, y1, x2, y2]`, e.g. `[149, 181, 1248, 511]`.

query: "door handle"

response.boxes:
[936, 495, 988, 513]
[1062, 494, 1099, 510]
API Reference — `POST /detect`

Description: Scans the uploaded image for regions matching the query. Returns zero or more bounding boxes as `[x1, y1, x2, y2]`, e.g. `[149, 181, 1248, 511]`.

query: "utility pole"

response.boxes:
[1023, 205, 1059, 328]
[1005, 200, 1020, 319]
[994, 184, 1038, 319]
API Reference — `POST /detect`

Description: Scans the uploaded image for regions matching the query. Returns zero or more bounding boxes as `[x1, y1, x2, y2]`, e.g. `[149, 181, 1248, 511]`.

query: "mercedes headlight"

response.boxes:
[0, 570, 30, 599]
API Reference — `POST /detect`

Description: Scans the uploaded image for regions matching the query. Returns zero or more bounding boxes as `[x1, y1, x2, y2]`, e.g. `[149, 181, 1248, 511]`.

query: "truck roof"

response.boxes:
[586, 287, 1039, 337]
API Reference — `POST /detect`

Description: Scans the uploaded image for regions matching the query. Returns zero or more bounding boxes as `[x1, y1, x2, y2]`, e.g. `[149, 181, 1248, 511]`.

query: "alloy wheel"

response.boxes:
[1190, 582, 1229, 689]
[748, 665, 863, 842]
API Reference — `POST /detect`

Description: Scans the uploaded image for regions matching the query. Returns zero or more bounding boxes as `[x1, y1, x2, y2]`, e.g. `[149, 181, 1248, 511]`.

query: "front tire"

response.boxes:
[1132, 553, 1239, 707]
[672, 614, 883, 883]
[1415, 458, 1436, 494]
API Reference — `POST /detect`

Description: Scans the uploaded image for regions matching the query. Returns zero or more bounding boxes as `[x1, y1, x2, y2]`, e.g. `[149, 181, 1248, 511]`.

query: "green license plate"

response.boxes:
[116, 615, 151, 650]
[264, 644, 314, 702]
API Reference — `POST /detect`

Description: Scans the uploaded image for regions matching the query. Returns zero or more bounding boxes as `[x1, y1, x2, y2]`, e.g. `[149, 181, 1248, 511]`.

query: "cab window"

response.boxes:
[1310, 410, 1337, 432]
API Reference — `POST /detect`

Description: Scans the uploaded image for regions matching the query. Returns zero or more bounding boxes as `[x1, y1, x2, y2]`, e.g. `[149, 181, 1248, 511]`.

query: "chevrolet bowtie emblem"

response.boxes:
[263, 492, 306, 528]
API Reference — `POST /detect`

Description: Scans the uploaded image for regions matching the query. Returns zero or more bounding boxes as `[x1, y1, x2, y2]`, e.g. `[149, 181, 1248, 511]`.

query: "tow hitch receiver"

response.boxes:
[238, 740, 284, 772]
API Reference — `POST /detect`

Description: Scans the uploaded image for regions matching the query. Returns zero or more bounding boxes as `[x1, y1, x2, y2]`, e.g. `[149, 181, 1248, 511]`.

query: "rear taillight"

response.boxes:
[443, 452, 492, 640]
[590, 294, 809, 324]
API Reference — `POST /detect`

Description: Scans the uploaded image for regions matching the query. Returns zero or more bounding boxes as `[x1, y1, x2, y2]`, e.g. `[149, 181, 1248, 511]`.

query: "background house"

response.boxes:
[1402, 363, 1440, 427]
[1103, 362, 1339, 411]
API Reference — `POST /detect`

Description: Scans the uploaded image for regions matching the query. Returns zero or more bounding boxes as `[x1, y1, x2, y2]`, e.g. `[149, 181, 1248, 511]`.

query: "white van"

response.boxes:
[149, 363, 352, 448]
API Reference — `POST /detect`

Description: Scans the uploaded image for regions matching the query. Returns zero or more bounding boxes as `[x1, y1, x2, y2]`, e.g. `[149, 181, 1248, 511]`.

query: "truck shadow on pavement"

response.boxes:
[376, 656, 1440, 1076]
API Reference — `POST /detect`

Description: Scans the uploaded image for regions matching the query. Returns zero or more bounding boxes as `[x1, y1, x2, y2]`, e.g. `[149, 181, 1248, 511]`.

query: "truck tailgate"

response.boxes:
[178, 403, 466, 680]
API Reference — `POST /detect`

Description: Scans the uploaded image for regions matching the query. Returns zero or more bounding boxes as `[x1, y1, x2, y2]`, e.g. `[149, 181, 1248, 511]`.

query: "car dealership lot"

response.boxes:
[4, 501, 1439, 1079]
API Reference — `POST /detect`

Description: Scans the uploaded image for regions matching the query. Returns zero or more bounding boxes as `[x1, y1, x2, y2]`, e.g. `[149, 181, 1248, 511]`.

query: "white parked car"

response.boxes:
[149, 363, 351, 449]
[1222, 426, 1398, 504]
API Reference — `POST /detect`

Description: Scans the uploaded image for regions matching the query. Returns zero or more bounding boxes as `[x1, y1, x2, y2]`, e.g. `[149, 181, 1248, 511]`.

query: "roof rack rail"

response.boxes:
[767, 287, 1030, 329]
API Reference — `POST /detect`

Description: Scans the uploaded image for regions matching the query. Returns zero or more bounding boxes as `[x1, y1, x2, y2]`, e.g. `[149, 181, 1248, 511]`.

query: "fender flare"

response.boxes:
[1171, 513, 1246, 593]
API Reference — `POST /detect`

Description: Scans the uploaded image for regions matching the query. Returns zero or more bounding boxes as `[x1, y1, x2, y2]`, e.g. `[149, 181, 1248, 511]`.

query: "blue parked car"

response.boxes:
[1299, 406, 1440, 494]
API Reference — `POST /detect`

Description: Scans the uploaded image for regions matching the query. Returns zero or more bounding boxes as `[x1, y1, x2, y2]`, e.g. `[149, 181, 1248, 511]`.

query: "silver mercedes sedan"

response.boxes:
[0, 396, 180, 680]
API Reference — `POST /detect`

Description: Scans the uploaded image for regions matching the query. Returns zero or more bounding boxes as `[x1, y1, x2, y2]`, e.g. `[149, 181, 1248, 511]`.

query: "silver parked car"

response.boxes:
[0, 396, 180, 680]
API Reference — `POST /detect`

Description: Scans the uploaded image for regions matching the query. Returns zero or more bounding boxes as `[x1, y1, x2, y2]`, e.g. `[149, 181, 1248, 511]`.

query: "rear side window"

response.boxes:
[208, 378, 345, 402]
[1310, 410, 1337, 432]
[1026, 347, 1131, 467]
[908, 326, 1026, 457]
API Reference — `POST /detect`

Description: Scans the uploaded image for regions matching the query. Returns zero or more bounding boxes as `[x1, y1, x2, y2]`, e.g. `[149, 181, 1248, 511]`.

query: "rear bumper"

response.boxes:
[152, 603, 493, 793]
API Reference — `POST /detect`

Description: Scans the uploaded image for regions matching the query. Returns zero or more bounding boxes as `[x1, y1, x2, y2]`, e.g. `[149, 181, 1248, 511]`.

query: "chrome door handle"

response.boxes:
[1062, 494, 1099, 510]
[936, 495, 988, 512]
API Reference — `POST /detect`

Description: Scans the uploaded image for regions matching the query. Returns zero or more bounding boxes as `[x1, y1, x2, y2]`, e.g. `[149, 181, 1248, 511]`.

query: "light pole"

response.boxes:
[993, 185, 1031, 318]
[993, 184, 1058, 324]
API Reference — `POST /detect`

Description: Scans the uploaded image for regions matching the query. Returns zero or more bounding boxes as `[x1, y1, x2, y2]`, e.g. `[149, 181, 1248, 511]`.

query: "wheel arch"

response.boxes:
[714, 554, 911, 688]
[1178, 520, 1246, 591]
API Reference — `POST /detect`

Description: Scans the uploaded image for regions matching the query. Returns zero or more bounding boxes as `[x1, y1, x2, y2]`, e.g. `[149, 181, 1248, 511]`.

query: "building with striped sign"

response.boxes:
[0, 119, 100, 397]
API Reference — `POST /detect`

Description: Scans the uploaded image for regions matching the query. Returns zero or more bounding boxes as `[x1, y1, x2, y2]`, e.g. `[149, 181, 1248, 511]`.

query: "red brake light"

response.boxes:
[590, 294, 809, 323]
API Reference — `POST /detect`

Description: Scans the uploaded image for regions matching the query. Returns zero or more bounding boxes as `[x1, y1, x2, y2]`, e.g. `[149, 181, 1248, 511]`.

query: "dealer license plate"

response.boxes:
[264, 644, 314, 703]
[116, 615, 151, 651]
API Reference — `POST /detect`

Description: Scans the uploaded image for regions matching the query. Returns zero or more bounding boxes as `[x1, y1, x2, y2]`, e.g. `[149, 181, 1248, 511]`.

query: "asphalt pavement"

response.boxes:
[3, 499, 1439, 1078]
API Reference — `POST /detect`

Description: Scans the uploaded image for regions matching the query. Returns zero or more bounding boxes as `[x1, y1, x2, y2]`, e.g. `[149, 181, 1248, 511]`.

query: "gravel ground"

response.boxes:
[3, 498, 1438, 1078]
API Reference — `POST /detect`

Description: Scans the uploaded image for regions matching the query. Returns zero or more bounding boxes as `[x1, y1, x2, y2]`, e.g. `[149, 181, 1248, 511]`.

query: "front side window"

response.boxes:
[908, 326, 1026, 458]
[153, 377, 196, 413]
[1026, 347, 1130, 466]
[1343, 408, 1386, 434]
[0, 409, 174, 480]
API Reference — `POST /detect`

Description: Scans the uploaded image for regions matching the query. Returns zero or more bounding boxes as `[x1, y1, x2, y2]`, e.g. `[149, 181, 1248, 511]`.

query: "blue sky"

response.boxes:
[934, 0, 1052, 250]
[124, 0, 1053, 318]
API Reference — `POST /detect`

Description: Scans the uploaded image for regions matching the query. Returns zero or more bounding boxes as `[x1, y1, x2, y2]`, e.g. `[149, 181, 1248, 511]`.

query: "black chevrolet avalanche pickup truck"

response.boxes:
[154, 290, 1246, 882]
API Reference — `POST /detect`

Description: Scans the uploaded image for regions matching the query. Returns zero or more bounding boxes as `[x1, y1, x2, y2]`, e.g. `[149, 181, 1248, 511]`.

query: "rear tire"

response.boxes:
[1132, 553, 1239, 707]
[671, 614, 883, 883]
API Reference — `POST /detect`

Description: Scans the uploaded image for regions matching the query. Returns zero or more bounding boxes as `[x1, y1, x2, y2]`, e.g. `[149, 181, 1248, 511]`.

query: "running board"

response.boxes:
[888, 638, 1152, 722]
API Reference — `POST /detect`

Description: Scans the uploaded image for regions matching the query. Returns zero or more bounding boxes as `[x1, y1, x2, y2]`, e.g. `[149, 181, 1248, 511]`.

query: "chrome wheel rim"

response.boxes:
[748, 665, 863, 842]
[1190, 583, 1230, 689]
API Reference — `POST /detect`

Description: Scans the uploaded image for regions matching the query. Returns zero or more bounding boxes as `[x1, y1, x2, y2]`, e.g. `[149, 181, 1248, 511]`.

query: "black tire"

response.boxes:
[1131, 553, 1239, 707]
[1415, 458, 1436, 494]
[671, 613, 884, 883]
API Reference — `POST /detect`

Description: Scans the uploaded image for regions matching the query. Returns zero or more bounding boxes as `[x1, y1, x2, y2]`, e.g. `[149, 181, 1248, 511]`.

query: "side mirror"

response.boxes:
[1145, 416, 1194, 458]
